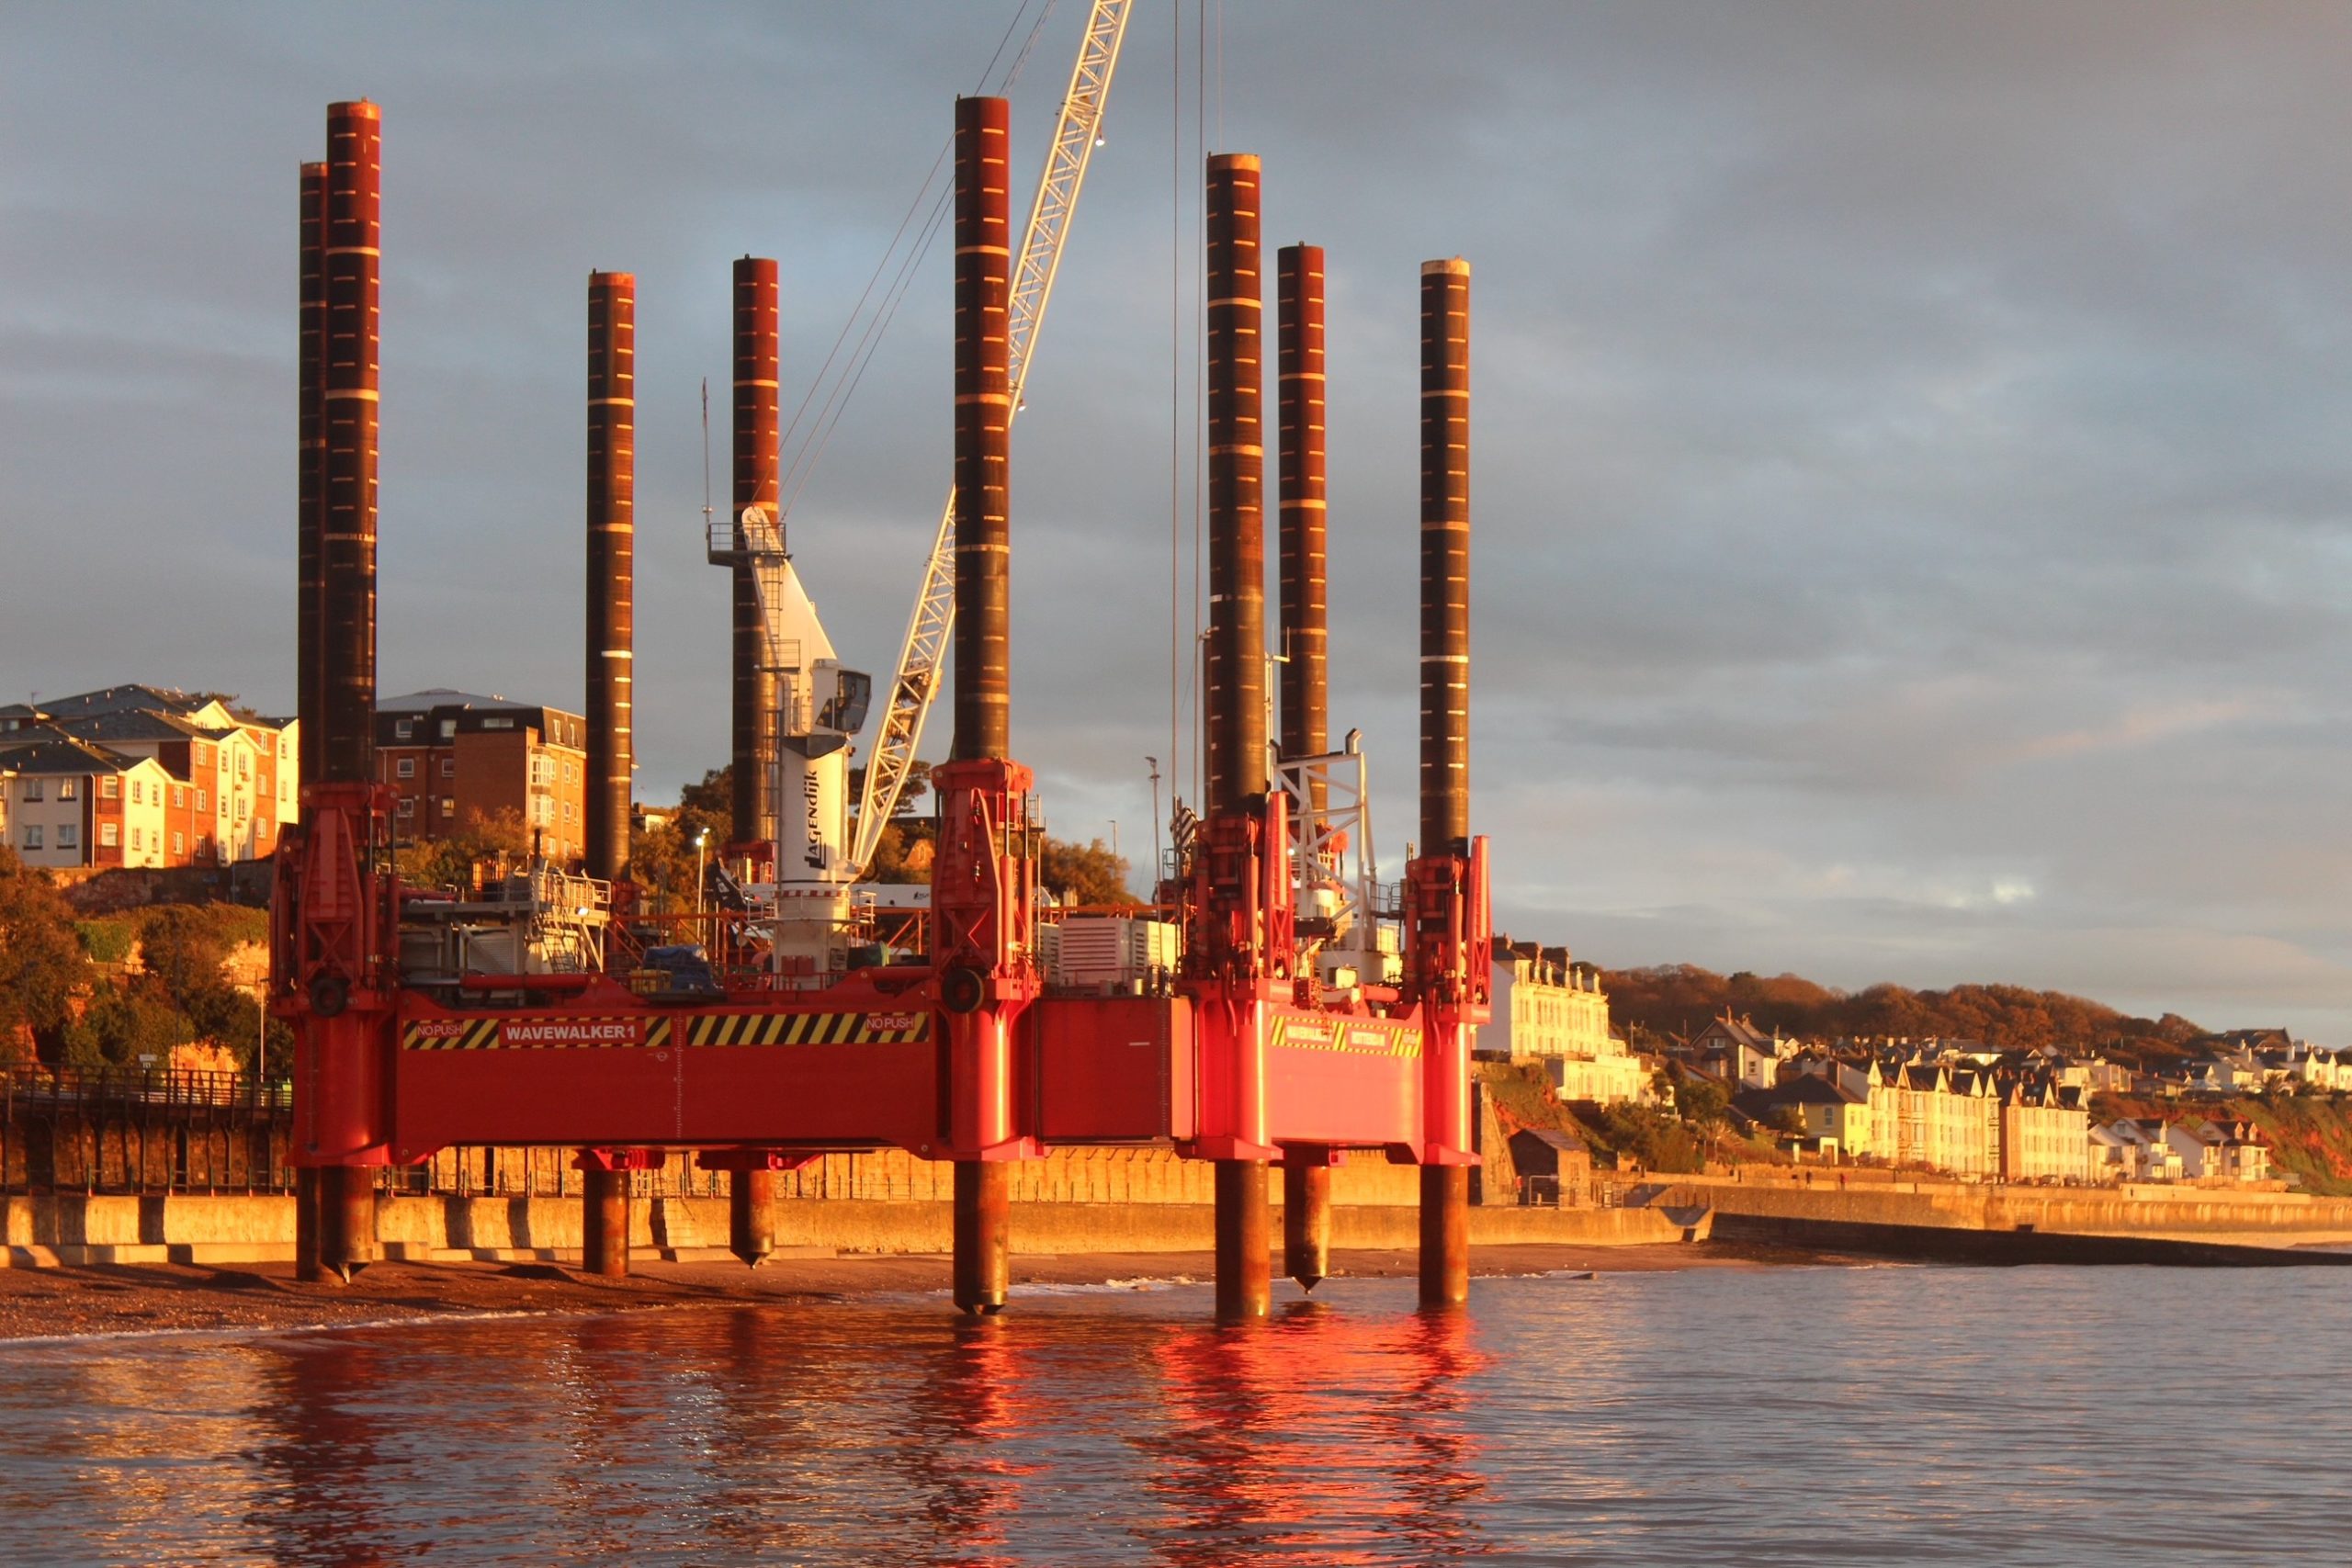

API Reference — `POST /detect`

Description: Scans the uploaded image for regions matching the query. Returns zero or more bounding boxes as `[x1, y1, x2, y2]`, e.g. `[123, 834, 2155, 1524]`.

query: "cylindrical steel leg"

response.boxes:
[1419, 258, 1473, 854]
[1416, 259, 1476, 1314]
[584, 271, 636, 881]
[1419, 1164, 1469, 1308]
[297, 160, 325, 796]
[319, 1165, 374, 1282]
[293, 1166, 322, 1282]
[1277, 242, 1329, 810]
[320, 100, 380, 788]
[732, 257, 781, 849]
[316, 1168, 344, 1280]
[952, 1160, 1010, 1314]
[583, 1167, 628, 1280]
[1283, 1156, 1330, 1292]
[729, 1168, 775, 1268]
[1216, 1158, 1271, 1320]
[1204, 152, 1268, 811]
[952, 96, 1013, 763]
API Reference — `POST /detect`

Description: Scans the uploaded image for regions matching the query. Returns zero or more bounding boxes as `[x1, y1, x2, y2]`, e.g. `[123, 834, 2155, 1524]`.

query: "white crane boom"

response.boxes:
[849, 0, 1132, 877]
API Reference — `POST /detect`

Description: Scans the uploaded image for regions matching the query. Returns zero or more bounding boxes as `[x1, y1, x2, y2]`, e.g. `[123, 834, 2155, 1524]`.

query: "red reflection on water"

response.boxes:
[544, 1313, 697, 1554]
[896, 1314, 1041, 1568]
[237, 1293, 1488, 1565]
[252, 1338, 399, 1568]
[1142, 1302, 1492, 1564]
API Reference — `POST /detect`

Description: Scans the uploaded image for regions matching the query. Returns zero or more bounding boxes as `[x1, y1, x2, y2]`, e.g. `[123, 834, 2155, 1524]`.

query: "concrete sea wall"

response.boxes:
[1637, 1174, 2352, 1264]
[2, 1189, 1693, 1268]
[1644, 1174, 2352, 1240]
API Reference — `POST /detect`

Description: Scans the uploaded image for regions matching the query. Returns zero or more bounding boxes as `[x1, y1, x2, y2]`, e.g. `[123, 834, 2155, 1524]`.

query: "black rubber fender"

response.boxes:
[309, 971, 351, 1019]
[939, 965, 988, 1016]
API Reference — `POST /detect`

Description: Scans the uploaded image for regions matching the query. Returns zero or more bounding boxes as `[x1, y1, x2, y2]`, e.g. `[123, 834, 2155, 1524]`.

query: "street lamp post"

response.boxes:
[695, 829, 710, 941]
[1146, 756, 1161, 904]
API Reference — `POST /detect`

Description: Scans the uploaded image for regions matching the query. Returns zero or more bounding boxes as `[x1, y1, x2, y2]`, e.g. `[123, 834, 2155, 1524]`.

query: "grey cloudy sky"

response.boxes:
[6, 3, 2352, 1035]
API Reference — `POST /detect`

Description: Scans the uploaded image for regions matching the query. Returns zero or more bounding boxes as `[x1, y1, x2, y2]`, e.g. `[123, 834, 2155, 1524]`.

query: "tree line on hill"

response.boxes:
[1600, 963, 2210, 1066]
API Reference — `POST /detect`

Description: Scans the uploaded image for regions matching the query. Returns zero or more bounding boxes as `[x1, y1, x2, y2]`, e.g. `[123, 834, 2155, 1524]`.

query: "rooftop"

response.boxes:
[30, 684, 283, 730]
[0, 736, 139, 775]
[52, 709, 228, 744]
[1510, 1128, 1589, 1156]
[377, 688, 543, 715]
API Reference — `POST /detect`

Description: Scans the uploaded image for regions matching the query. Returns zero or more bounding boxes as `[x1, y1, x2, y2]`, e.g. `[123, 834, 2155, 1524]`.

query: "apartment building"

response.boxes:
[1997, 1079, 2091, 1183]
[1488, 944, 1650, 1104]
[375, 690, 589, 865]
[2, 685, 298, 865]
[1866, 1062, 2001, 1177]
[0, 737, 187, 870]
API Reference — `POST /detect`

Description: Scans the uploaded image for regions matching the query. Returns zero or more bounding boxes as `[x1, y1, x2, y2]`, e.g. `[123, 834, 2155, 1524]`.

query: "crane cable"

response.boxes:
[1167, 0, 1183, 848]
[770, 0, 1060, 526]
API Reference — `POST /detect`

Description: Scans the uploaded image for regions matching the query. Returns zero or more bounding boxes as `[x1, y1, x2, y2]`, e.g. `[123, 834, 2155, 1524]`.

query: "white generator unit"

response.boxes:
[1050, 913, 1180, 992]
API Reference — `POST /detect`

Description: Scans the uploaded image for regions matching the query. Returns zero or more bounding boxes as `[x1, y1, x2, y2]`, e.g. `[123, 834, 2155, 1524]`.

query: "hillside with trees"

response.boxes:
[1601, 963, 2210, 1066]
[0, 847, 286, 1075]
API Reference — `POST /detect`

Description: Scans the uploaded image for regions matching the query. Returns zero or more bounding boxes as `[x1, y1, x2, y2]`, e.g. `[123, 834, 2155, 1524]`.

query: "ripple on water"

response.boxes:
[0, 1267, 2345, 1565]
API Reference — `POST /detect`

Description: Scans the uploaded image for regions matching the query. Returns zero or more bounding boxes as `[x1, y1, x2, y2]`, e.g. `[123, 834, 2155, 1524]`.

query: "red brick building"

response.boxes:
[375, 691, 590, 865]
[0, 686, 296, 868]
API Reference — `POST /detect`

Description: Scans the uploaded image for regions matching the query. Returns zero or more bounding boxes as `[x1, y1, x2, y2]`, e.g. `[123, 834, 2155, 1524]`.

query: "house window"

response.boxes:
[396, 797, 415, 818]
[101, 777, 118, 800]
[440, 797, 455, 817]
[59, 825, 78, 851]
[23, 779, 41, 802]
[439, 758, 455, 778]
[21, 826, 40, 851]
[130, 827, 142, 852]
[196, 788, 208, 813]
[130, 778, 142, 805]
[172, 786, 186, 807]
[58, 779, 75, 801]
[563, 801, 576, 822]
[483, 716, 515, 731]
[395, 718, 413, 739]
[236, 798, 248, 821]
[278, 738, 288, 759]
[397, 758, 416, 779]
[237, 752, 250, 778]
[171, 831, 183, 856]
[99, 823, 118, 848]
[438, 719, 457, 739]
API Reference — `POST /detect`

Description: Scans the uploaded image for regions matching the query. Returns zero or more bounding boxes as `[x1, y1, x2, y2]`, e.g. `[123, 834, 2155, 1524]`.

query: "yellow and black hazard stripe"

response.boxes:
[683, 1011, 932, 1047]
[401, 1017, 673, 1051]
[1269, 1016, 1424, 1059]
[403, 1018, 501, 1052]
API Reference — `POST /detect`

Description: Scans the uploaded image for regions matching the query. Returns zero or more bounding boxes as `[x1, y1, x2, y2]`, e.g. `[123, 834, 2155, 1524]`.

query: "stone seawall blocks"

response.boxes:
[0, 1190, 1701, 1265]
[1655, 1178, 2352, 1240]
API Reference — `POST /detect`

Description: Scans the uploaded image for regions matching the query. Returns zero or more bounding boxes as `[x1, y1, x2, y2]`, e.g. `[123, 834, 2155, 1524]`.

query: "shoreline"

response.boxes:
[0, 1240, 1830, 1343]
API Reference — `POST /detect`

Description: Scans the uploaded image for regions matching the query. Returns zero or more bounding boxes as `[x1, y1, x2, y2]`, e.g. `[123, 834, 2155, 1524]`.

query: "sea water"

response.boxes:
[1, 1265, 2345, 1565]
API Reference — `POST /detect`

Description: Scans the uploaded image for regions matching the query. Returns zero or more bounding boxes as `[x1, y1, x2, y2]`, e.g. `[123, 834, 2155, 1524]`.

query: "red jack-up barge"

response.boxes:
[274, 94, 1490, 1317]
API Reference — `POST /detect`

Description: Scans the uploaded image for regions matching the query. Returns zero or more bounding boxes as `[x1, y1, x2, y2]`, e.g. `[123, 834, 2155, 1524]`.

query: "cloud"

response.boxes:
[8, 3, 2352, 1034]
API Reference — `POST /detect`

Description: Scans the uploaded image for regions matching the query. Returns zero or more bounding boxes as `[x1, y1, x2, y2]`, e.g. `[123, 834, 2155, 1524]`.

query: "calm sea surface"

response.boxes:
[1, 1265, 2345, 1566]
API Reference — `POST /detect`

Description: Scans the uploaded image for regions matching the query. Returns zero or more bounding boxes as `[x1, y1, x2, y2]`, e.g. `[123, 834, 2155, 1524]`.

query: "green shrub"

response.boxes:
[62, 980, 193, 1070]
[74, 918, 136, 964]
